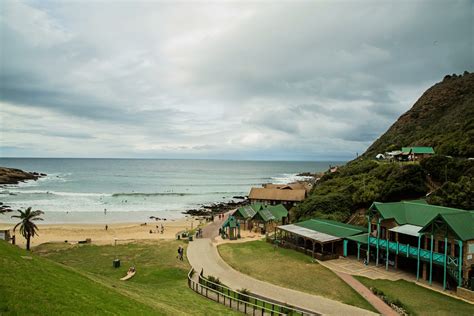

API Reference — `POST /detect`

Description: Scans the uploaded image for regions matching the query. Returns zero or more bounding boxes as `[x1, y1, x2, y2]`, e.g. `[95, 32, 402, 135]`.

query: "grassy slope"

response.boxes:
[1, 240, 238, 315]
[218, 240, 376, 312]
[0, 240, 156, 315]
[355, 276, 474, 316]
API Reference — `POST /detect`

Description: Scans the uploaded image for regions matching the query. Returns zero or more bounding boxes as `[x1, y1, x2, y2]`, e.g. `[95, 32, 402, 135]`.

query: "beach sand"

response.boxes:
[0, 217, 203, 248]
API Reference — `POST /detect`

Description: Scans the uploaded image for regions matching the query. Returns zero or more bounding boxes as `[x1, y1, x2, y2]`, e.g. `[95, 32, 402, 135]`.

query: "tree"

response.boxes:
[11, 207, 44, 250]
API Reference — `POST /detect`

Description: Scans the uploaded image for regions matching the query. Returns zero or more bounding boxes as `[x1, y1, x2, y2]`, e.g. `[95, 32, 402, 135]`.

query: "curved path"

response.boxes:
[187, 238, 376, 315]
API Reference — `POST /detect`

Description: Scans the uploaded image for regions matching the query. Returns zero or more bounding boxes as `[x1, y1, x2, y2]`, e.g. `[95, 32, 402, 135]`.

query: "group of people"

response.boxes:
[217, 213, 225, 220]
[149, 224, 165, 234]
[177, 245, 184, 261]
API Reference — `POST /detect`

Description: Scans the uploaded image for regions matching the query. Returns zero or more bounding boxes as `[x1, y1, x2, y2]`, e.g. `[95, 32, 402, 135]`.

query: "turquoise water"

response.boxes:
[0, 159, 343, 223]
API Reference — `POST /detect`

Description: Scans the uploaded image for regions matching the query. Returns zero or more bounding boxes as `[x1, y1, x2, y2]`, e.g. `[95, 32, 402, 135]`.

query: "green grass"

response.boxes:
[0, 240, 238, 315]
[355, 276, 474, 316]
[217, 240, 376, 312]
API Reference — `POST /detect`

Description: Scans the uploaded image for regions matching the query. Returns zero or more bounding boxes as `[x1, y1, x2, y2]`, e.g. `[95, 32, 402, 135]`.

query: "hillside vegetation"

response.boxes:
[364, 72, 474, 158]
[294, 72, 474, 222]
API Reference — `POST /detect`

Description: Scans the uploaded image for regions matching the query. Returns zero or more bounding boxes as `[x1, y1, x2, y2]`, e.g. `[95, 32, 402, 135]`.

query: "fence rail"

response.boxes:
[187, 268, 317, 316]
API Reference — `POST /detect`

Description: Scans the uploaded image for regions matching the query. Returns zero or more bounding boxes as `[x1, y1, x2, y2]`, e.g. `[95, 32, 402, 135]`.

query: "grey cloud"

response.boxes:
[0, 0, 472, 159]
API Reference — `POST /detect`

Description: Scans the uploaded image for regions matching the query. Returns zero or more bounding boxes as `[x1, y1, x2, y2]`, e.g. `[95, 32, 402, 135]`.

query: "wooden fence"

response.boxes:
[187, 268, 317, 316]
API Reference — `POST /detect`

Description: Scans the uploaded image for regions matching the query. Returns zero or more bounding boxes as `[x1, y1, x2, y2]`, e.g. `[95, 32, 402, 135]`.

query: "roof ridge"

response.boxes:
[310, 218, 361, 232]
[402, 201, 473, 213]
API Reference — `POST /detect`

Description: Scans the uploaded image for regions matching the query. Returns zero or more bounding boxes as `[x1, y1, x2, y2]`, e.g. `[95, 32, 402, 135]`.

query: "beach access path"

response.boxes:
[187, 213, 376, 315]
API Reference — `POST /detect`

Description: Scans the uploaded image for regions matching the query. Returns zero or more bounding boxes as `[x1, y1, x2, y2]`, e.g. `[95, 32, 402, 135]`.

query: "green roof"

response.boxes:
[233, 205, 257, 219]
[420, 212, 474, 241]
[346, 233, 369, 244]
[255, 209, 276, 222]
[401, 147, 435, 154]
[222, 216, 239, 228]
[266, 204, 288, 221]
[295, 219, 365, 238]
[370, 201, 474, 241]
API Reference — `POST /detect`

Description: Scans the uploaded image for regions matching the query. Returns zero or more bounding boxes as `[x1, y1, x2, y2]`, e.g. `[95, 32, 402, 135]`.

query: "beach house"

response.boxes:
[274, 201, 474, 294]
[248, 186, 306, 209]
[363, 200, 474, 290]
[232, 203, 289, 234]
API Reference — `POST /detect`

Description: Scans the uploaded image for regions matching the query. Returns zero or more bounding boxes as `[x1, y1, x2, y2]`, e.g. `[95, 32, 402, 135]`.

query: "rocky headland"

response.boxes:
[0, 167, 46, 185]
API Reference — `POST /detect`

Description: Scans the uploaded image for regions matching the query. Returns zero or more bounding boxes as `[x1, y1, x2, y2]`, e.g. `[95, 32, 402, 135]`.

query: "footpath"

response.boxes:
[187, 214, 377, 315]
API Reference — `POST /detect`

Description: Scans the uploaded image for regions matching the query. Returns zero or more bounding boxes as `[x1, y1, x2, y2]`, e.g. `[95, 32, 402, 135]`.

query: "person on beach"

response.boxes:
[160, 224, 164, 234]
[104, 208, 107, 215]
[105, 224, 108, 231]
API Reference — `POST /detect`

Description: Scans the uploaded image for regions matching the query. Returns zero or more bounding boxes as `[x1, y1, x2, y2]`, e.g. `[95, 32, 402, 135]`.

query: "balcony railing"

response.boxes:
[368, 236, 445, 265]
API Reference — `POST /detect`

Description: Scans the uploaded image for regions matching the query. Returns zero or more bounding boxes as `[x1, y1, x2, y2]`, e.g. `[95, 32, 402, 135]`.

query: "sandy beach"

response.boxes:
[0, 216, 203, 248]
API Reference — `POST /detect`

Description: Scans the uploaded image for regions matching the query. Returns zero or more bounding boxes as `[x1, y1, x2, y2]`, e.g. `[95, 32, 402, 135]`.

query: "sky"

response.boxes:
[0, 0, 472, 161]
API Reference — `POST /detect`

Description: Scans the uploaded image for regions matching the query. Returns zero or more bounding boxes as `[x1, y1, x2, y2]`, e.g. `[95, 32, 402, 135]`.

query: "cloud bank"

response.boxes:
[1, 0, 472, 160]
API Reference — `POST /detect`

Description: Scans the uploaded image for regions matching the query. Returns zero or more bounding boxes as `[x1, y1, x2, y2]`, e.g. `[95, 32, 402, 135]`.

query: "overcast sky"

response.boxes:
[0, 0, 472, 160]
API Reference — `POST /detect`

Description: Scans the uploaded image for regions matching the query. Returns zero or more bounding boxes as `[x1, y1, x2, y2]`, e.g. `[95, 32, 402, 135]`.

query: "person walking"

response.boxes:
[105, 224, 108, 231]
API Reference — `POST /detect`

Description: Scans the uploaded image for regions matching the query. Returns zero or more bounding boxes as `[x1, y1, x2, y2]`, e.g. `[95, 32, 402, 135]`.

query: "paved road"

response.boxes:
[187, 238, 376, 315]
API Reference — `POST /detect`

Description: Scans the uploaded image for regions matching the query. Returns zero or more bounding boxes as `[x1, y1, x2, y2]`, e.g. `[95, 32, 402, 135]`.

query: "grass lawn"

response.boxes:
[218, 240, 376, 312]
[355, 276, 474, 316]
[0, 240, 238, 315]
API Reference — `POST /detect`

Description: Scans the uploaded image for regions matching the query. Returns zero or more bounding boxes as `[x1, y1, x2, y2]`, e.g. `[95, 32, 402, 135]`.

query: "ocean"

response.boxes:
[0, 158, 343, 224]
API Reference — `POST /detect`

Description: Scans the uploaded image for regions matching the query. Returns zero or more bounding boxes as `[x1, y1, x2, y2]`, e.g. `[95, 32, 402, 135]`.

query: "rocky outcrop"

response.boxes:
[0, 167, 46, 185]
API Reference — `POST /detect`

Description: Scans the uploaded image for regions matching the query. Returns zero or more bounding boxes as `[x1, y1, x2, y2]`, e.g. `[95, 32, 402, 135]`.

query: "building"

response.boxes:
[0, 229, 10, 241]
[274, 200, 474, 293]
[401, 147, 435, 160]
[233, 203, 289, 234]
[364, 200, 474, 290]
[248, 187, 306, 209]
[275, 219, 366, 260]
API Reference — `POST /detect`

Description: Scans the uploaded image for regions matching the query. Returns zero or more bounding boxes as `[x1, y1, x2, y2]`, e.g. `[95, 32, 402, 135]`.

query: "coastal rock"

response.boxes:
[184, 198, 249, 216]
[0, 167, 47, 185]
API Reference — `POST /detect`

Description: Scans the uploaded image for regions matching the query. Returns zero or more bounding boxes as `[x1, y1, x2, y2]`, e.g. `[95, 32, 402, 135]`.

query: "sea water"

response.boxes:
[0, 158, 343, 224]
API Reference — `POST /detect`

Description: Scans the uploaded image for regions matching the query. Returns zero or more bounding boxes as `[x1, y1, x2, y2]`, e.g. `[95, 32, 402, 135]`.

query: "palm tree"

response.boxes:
[12, 207, 44, 250]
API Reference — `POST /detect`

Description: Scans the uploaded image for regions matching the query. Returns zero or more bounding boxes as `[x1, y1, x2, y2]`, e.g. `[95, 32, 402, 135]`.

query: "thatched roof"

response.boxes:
[249, 187, 306, 202]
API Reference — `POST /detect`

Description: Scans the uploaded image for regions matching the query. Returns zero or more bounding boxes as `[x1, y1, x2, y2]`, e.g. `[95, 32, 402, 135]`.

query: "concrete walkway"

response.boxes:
[335, 271, 398, 316]
[187, 238, 376, 315]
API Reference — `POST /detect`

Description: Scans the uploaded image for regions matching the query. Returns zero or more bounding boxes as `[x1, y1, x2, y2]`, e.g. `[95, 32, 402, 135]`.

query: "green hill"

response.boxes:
[0, 240, 156, 315]
[0, 240, 238, 315]
[294, 72, 474, 222]
[364, 72, 474, 158]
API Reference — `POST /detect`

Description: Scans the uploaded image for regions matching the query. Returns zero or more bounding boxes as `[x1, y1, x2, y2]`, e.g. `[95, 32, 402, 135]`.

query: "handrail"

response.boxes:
[187, 268, 316, 315]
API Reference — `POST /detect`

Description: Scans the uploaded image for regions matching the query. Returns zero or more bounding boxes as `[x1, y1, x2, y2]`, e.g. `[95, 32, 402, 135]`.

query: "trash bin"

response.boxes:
[113, 259, 120, 268]
[188, 236, 193, 242]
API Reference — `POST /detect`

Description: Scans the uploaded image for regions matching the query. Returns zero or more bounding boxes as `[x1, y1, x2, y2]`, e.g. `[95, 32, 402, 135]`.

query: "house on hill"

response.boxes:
[248, 187, 306, 209]
[401, 146, 435, 160]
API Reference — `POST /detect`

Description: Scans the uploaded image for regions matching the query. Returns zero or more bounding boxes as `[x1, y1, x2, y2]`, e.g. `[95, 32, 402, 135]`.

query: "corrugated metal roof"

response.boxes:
[346, 233, 369, 244]
[278, 224, 341, 243]
[233, 205, 257, 219]
[266, 204, 288, 221]
[389, 224, 422, 237]
[401, 147, 435, 154]
[370, 201, 474, 241]
[256, 209, 276, 222]
[295, 219, 366, 238]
